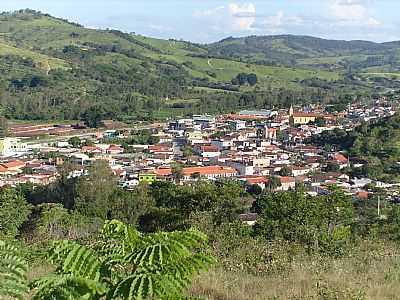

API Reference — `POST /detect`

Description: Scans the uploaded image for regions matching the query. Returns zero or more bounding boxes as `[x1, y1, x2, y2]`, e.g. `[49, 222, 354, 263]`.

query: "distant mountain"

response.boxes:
[208, 35, 400, 71]
[0, 9, 399, 122]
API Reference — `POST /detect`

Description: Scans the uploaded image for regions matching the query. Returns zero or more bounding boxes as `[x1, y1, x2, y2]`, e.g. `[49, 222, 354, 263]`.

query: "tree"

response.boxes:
[236, 73, 248, 85]
[82, 105, 105, 128]
[266, 176, 281, 191]
[232, 73, 258, 86]
[314, 117, 326, 127]
[75, 160, 117, 219]
[0, 220, 215, 300]
[182, 145, 194, 158]
[68, 136, 81, 148]
[0, 116, 8, 138]
[109, 185, 154, 225]
[248, 184, 262, 196]
[0, 188, 31, 238]
[171, 163, 184, 184]
[253, 187, 354, 254]
[247, 73, 258, 86]
[279, 166, 291, 176]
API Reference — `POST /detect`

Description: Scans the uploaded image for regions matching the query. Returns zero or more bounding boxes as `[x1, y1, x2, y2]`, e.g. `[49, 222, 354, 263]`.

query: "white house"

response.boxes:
[0, 138, 28, 157]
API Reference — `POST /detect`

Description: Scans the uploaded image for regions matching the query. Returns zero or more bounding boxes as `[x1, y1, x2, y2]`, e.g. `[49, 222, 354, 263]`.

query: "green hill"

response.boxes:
[0, 9, 398, 122]
[208, 35, 400, 69]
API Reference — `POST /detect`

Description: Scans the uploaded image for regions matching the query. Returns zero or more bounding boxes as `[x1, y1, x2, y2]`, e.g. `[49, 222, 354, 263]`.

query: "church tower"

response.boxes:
[289, 105, 294, 126]
[289, 104, 294, 117]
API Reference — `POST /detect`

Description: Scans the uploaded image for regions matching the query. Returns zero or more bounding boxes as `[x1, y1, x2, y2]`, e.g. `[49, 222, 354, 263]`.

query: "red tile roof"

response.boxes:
[356, 191, 369, 200]
[333, 153, 348, 164]
[108, 145, 123, 151]
[245, 176, 268, 185]
[278, 176, 296, 184]
[154, 165, 237, 177]
[1, 160, 26, 169]
[81, 146, 102, 153]
[199, 145, 219, 152]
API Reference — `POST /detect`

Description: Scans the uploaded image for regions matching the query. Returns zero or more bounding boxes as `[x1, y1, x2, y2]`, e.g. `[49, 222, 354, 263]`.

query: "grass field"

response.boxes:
[0, 41, 68, 70]
[145, 51, 341, 88]
[189, 240, 400, 300]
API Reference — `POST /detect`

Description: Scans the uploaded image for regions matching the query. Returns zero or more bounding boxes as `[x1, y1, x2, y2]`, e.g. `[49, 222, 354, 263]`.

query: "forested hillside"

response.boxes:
[0, 10, 399, 122]
[209, 35, 400, 72]
[307, 113, 400, 182]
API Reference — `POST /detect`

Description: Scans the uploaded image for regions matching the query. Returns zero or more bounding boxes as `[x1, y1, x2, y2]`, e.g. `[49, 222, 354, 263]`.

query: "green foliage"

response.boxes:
[68, 136, 81, 147]
[149, 181, 244, 221]
[82, 105, 107, 128]
[0, 116, 8, 137]
[279, 165, 291, 176]
[308, 114, 400, 181]
[35, 204, 101, 241]
[253, 187, 354, 255]
[1, 220, 214, 300]
[314, 116, 327, 127]
[307, 128, 356, 151]
[0, 187, 32, 238]
[109, 185, 154, 225]
[0, 241, 29, 300]
[31, 220, 214, 300]
[75, 160, 118, 219]
[231, 73, 258, 86]
[0, 10, 384, 122]
[349, 114, 400, 181]
[130, 129, 160, 145]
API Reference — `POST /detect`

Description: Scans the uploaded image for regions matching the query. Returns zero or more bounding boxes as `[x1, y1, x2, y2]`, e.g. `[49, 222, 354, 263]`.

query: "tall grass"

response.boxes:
[189, 240, 400, 300]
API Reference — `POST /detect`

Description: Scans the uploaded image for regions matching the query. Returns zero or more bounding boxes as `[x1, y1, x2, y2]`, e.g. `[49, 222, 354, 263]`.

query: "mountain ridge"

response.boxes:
[0, 9, 399, 122]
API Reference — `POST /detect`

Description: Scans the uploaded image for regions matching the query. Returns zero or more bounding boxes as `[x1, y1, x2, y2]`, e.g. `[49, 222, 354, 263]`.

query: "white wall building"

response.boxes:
[0, 138, 28, 157]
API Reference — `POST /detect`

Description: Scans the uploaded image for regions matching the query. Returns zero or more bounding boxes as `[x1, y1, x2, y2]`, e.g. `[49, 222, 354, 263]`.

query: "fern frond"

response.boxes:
[125, 229, 209, 267]
[0, 241, 29, 300]
[48, 240, 102, 281]
[102, 220, 141, 247]
[31, 274, 107, 300]
[120, 229, 214, 299]
[111, 273, 155, 300]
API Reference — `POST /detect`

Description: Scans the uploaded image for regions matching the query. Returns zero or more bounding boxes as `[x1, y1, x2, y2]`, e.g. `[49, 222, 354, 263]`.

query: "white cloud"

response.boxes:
[191, 1, 390, 42]
[330, 0, 381, 26]
[227, 3, 256, 31]
[264, 11, 284, 27]
[194, 2, 256, 33]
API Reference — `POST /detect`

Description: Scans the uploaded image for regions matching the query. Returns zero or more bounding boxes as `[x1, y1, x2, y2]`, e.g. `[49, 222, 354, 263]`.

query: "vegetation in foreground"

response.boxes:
[1, 220, 214, 300]
[191, 240, 400, 300]
[1, 157, 400, 299]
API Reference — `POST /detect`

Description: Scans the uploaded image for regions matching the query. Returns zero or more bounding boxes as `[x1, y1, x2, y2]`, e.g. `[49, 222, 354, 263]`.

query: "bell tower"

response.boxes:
[289, 104, 294, 117]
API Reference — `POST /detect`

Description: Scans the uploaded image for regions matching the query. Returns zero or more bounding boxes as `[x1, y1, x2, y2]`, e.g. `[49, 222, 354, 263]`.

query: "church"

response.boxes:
[288, 105, 334, 126]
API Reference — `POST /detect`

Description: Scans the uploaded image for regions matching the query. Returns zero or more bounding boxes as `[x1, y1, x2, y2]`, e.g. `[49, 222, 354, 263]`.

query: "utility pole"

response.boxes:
[377, 195, 381, 217]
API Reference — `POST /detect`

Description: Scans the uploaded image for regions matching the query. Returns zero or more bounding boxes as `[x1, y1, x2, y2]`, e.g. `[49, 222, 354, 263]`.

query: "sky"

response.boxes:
[1, 0, 400, 43]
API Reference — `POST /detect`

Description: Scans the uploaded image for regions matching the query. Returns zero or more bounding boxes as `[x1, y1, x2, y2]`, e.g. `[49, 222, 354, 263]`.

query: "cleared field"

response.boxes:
[0, 41, 68, 70]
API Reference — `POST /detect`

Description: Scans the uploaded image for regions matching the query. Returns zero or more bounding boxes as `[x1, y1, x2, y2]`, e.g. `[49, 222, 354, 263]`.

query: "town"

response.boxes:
[0, 98, 397, 212]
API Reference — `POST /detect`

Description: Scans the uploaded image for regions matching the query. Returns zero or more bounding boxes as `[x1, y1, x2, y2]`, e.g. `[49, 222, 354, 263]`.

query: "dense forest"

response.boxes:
[0, 10, 398, 123]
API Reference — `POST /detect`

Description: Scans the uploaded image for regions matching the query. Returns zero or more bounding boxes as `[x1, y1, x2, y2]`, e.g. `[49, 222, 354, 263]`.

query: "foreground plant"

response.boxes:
[1, 220, 215, 300]
[0, 241, 29, 300]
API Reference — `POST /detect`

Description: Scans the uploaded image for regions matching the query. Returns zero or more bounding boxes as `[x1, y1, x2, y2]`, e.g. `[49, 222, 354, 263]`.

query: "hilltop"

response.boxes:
[0, 10, 399, 122]
[209, 35, 400, 71]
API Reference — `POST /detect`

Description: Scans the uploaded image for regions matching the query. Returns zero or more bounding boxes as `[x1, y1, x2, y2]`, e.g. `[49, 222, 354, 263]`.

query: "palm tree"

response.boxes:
[1, 220, 215, 300]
